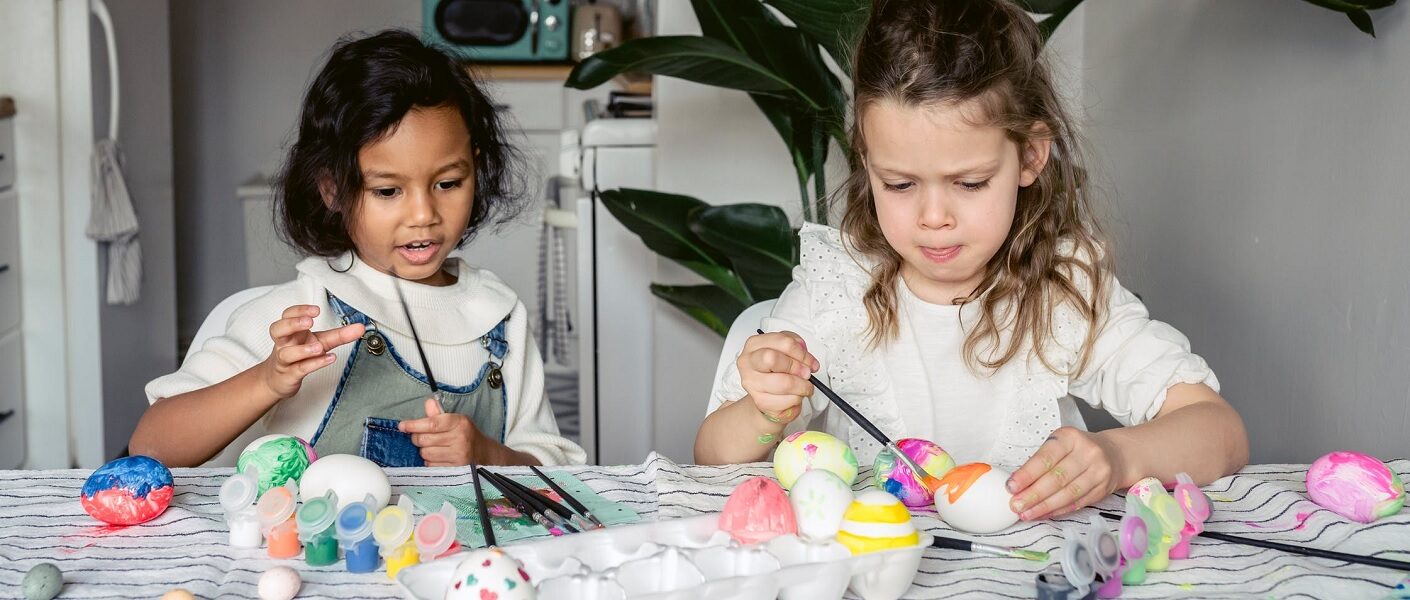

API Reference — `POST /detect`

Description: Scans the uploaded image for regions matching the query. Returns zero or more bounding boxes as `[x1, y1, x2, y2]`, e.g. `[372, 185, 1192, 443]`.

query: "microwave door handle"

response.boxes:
[529, 0, 541, 55]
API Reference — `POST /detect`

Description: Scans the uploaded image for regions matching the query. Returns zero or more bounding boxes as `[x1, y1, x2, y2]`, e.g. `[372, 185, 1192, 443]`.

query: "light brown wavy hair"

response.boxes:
[839, 0, 1111, 376]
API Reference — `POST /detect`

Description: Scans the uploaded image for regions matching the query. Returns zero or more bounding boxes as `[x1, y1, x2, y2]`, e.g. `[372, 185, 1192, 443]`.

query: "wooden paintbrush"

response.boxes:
[477, 467, 576, 535]
[530, 465, 606, 528]
[472, 467, 496, 547]
[1097, 511, 1410, 571]
[756, 329, 944, 491]
[394, 277, 442, 406]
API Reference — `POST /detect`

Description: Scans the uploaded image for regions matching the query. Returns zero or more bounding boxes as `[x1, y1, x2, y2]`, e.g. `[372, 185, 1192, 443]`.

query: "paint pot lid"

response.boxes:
[297, 490, 338, 538]
[219, 470, 259, 513]
[256, 486, 296, 527]
[373, 499, 414, 547]
[414, 512, 456, 556]
[1058, 525, 1097, 592]
[336, 499, 375, 542]
[1086, 515, 1121, 576]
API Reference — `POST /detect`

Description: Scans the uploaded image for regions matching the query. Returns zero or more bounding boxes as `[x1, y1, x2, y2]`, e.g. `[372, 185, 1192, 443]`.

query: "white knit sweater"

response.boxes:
[146, 255, 586, 467]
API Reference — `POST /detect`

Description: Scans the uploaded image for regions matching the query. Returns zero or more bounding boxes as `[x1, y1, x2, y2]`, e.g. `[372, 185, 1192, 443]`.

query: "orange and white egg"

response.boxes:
[933, 463, 1019, 534]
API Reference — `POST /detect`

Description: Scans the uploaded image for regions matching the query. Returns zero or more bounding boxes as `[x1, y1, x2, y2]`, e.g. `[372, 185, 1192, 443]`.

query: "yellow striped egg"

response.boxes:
[835, 490, 919, 555]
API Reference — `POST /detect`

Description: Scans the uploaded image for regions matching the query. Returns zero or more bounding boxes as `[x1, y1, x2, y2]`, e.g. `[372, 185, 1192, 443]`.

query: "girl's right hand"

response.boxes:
[259, 305, 365, 400]
[738, 331, 820, 423]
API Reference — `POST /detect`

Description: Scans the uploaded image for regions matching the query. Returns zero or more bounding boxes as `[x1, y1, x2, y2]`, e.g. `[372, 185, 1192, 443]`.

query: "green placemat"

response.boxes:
[402, 470, 640, 548]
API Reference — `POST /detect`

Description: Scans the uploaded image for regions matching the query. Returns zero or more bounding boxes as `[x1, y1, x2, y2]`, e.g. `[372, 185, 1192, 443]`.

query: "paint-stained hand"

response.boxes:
[1006, 426, 1126, 521]
[259, 305, 365, 400]
[738, 331, 819, 423]
[400, 397, 481, 466]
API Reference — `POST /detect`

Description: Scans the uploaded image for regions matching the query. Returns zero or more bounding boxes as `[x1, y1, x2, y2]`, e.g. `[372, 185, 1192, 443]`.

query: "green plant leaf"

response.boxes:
[1012, 0, 1080, 13]
[1034, 0, 1086, 42]
[1346, 8, 1376, 35]
[749, 94, 816, 222]
[565, 36, 791, 94]
[598, 188, 730, 266]
[598, 188, 752, 304]
[762, 0, 871, 75]
[689, 203, 797, 300]
[650, 284, 748, 337]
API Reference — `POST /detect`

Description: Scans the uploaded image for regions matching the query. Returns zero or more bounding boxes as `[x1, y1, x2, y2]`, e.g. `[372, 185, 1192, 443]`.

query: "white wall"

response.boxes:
[169, 1, 420, 347]
[1080, 0, 1410, 463]
[92, 0, 178, 460]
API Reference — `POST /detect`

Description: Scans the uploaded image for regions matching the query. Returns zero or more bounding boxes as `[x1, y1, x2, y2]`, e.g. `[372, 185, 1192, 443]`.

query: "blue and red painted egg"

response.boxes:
[80, 455, 174, 526]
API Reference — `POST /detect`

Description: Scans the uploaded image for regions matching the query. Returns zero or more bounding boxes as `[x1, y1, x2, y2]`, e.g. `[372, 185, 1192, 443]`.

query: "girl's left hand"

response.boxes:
[1005, 426, 1126, 521]
[400, 397, 482, 466]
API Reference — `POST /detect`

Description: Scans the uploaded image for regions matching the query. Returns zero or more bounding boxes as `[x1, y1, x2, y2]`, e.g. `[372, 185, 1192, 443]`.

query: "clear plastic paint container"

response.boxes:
[414, 501, 462, 561]
[219, 465, 262, 548]
[257, 479, 302, 559]
[338, 493, 381, 573]
[297, 489, 340, 566]
[375, 495, 419, 580]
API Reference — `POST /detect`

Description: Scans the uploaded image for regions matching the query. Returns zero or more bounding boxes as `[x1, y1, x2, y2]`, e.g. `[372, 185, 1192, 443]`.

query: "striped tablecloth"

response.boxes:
[2, 455, 1406, 599]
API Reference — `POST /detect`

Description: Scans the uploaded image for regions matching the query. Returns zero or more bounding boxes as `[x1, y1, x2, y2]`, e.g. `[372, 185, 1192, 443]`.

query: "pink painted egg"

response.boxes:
[719, 476, 798, 545]
[1306, 451, 1405, 523]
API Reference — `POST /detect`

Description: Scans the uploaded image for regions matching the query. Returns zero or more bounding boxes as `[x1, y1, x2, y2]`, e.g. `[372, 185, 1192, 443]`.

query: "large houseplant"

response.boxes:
[565, 0, 1396, 336]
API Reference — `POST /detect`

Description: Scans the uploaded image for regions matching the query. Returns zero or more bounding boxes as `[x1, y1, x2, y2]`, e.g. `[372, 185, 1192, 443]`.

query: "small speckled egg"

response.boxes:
[298, 454, 390, 512]
[873, 438, 956, 507]
[789, 469, 854, 541]
[258, 566, 302, 600]
[720, 476, 798, 545]
[22, 563, 62, 600]
[836, 490, 919, 555]
[238, 434, 316, 496]
[1307, 451, 1406, 523]
[773, 431, 859, 490]
[934, 463, 1019, 534]
[445, 548, 537, 600]
[160, 589, 197, 600]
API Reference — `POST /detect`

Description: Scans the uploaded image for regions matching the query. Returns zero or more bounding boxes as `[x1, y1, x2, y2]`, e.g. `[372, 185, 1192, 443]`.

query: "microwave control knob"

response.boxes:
[544, 15, 561, 31]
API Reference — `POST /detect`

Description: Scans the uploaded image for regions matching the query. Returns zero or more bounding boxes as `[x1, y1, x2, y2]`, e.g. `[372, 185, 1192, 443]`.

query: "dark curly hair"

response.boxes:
[276, 28, 526, 257]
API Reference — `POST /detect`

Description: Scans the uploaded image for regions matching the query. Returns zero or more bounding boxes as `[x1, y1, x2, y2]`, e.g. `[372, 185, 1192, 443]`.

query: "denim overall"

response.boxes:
[309, 292, 509, 467]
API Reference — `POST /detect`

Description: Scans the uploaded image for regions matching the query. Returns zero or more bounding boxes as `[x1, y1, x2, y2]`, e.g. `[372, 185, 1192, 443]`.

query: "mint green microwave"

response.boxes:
[424, 0, 571, 63]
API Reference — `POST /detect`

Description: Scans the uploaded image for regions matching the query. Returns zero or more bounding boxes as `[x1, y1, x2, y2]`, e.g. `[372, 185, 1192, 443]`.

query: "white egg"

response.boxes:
[257, 566, 301, 600]
[788, 469, 854, 541]
[933, 463, 1019, 534]
[298, 454, 390, 513]
[445, 548, 536, 600]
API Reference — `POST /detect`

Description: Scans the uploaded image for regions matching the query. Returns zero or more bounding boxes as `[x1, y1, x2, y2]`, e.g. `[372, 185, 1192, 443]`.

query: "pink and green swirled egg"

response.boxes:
[873, 438, 956, 507]
[773, 431, 859, 490]
[1306, 451, 1404, 523]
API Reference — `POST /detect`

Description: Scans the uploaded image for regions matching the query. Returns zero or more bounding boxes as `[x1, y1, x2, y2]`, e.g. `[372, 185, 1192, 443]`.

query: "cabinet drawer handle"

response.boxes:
[0, 410, 14, 426]
[0, 264, 8, 274]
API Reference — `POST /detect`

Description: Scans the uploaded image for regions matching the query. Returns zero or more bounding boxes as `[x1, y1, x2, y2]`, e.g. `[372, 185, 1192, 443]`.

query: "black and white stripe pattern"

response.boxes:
[2, 458, 1405, 598]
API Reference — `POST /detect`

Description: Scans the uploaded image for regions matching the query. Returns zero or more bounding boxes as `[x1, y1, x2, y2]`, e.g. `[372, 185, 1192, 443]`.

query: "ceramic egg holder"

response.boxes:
[396, 513, 933, 600]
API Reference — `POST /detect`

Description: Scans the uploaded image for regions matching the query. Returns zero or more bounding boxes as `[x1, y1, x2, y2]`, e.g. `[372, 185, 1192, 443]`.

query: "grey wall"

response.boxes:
[1080, 0, 1410, 463]
[170, 1, 419, 348]
[92, 0, 178, 458]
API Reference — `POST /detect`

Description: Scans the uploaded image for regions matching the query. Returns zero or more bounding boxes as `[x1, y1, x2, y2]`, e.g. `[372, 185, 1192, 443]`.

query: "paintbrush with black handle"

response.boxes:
[530, 465, 606, 528]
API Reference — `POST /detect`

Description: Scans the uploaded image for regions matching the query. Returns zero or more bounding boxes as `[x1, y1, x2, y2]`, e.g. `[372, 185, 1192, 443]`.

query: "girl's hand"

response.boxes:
[401, 397, 481, 466]
[259, 305, 365, 400]
[738, 331, 819, 423]
[1005, 426, 1126, 521]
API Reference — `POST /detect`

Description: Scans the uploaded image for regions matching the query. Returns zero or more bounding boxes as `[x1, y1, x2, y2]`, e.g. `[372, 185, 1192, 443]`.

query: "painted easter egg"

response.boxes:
[873, 438, 956, 507]
[836, 489, 919, 555]
[720, 476, 798, 545]
[1306, 451, 1406, 523]
[934, 462, 1019, 534]
[299, 454, 390, 513]
[22, 563, 62, 600]
[80, 455, 174, 526]
[238, 434, 316, 496]
[445, 547, 537, 600]
[773, 431, 859, 490]
[257, 566, 301, 600]
[789, 469, 854, 541]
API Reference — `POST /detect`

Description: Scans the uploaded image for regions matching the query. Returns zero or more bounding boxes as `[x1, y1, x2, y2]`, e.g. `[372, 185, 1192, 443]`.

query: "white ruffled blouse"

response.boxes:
[708, 224, 1220, 472]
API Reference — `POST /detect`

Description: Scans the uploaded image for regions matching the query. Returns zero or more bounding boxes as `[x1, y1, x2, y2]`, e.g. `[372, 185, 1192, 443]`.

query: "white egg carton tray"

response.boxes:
[397, 513, 933, 600]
